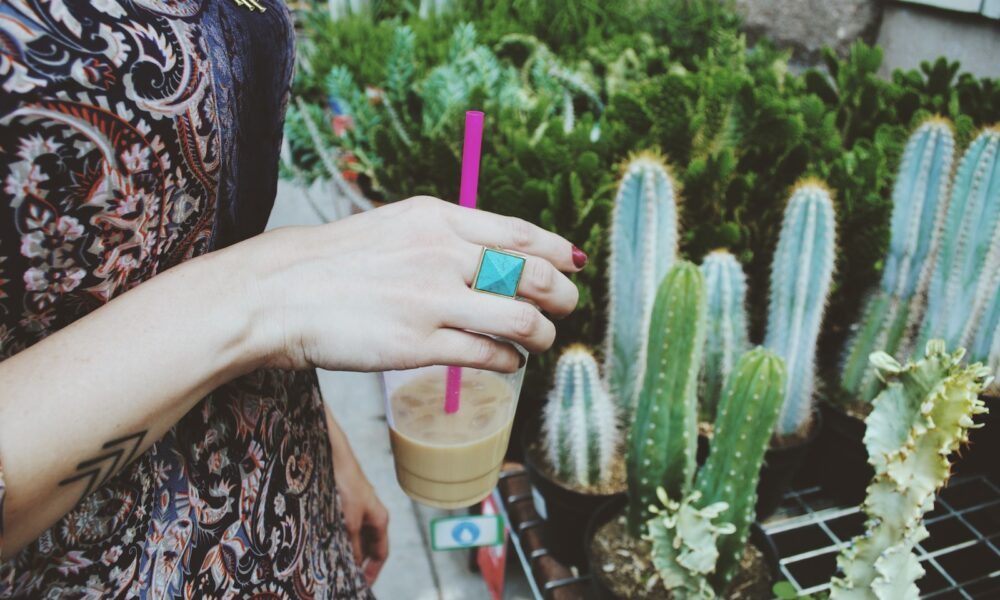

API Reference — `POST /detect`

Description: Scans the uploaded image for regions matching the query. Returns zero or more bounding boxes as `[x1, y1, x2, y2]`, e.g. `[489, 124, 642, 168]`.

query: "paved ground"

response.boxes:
[266, 180, 532, 599]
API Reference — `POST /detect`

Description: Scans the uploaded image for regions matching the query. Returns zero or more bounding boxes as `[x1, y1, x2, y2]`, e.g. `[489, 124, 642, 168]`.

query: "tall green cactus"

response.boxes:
[648, 348, 787, 598]
[840, 118, 955, 402]
[605, 153, 679, 421]
[830, 341, 990, 599]
[699, 250, 750, 422]
[920, 127, 1000, 351]
[542, 345, 620, 488]
[626, 261, 704, 536]
[764, 180, 836, 437]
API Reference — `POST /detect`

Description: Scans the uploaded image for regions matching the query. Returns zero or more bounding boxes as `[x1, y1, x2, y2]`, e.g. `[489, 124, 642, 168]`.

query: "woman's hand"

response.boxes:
[248, 196, 584, 373]
[324, 407, 389, 585]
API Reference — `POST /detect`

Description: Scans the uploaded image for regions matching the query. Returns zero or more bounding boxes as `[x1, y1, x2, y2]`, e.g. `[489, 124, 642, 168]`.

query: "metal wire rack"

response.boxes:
[761, 474, 1000, 598]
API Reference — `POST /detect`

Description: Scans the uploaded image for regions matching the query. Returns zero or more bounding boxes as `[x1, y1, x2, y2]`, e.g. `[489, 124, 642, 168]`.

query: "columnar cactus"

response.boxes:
[764, 180, 836, 437]
[841, 118, 955, 402]
[605, 153, 679, 421]
[830, 341, 990, 599]
[648, 348, 787, 597]
[542, 345, 619, 488]
[699, 250, 750, 422]
[626, 261, 704, 536]
[920, 127, 1000, 350]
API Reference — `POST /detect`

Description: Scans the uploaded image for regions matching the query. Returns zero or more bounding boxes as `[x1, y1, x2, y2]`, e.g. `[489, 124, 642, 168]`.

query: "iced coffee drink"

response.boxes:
[386, 369, 518, 508]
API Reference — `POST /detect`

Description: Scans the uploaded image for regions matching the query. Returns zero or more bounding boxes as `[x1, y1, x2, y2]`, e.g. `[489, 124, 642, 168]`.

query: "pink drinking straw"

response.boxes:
[445, 111, 485, 414]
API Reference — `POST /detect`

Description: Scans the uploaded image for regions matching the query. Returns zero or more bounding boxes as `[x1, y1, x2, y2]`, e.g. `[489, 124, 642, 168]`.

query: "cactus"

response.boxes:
[542, 345, 619, 488]
[626, 261, 704, 536]
[840, 118, 955, 402]
[764, 180, 836, 438]
[605, 153, 680, 422]
[699, 250, 750, 422]
[648, 348, 787, 597]
[920, 127, 1000, 351]
[830, 341, 990, 599]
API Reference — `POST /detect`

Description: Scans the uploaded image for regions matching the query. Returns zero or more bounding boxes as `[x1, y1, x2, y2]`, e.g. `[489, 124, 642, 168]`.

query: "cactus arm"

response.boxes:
[626, 262, 705, 536]
[830, 341, 990, 599]
[765, 182, 836, 437]
[605, 155, 679, 420]
[695, 348, 787, 592]
[700, 250, 750, 422]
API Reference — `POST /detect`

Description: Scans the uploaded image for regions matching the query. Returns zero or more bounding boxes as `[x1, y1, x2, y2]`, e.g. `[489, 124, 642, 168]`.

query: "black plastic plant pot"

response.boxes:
[585, 496, 778, 600]
[756, 409, 824, 520]
[816, 402, 872, 505]
[953, 394, 1000, 479]
[521, 417, 626, 570]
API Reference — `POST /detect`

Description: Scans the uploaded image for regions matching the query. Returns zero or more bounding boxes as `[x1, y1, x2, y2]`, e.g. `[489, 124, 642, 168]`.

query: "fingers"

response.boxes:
[439, 293, 555, 354]
[362, 502, 389, 585]
[347, 520, 363, 565]
[443, 204, 585, 273]
[424, 329, 524, 373]
[460, 243, 578, 318]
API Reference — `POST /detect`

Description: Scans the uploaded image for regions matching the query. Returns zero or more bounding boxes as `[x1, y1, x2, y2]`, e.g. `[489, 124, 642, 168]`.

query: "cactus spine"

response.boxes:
[605, 154, 679, 421]
[764, 180, 836, 437]
[542, 345, 619, 488]
[920, 128, 1000, 351]
[648, 348, 787, 597]
[841, 119, 955, 401]
[830, 341, 990, 599]
[626, 261, 704, 536]
[699, 250, 750, 422]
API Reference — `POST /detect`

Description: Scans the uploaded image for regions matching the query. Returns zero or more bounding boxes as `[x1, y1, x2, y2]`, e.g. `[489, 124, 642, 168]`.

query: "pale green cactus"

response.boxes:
[606, 153, 679, 422]
[542, 345, 619, 488]
[920, 127, 1000, 351]
[765, 180, 836, 437]
[699, 250, 750, 422]
[626, 261, 704, 536]
[830, 341, 990, 599]
[841, 118, 955, 402]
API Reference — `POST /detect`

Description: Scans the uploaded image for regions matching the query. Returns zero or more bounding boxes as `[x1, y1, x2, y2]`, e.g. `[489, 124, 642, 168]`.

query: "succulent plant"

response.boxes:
[920, 127, 1000, 351]
[699, 250, 750, 422]
[840, 118, 956, 402]
[830, 341, 990, 598]
[764, 180, 836, 438]
[626, 261, 704, 536]
[648, 347, 787, 596]
[542, 345, 619, 488]
[605, 153, 679, 422]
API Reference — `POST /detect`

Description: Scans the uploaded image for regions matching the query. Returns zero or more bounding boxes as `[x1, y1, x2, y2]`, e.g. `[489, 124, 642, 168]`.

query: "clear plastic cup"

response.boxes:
[381, 348, 527, 509]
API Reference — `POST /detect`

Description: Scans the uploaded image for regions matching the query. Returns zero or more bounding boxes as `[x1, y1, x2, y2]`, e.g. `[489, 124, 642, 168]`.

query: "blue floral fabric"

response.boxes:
[0, 1, 372, 597]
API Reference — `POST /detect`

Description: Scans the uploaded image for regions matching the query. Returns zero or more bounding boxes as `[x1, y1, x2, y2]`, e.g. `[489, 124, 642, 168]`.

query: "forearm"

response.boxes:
[0, 238, 269, 556]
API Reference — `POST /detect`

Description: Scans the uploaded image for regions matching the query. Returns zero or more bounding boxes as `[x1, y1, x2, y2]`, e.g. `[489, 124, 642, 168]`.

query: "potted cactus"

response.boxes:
[522, 345, 624, 568]
[586, 262, 784, 598]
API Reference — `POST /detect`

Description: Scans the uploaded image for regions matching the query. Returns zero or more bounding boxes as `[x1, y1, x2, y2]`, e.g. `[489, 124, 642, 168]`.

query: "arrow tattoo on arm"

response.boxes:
[58, 431, 147, 501]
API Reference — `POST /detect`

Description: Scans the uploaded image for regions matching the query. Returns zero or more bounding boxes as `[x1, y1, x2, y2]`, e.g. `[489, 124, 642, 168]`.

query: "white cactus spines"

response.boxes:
[830, 341, 990, 599]
[764, 181, 837, 437]
[542, 345, 619, 488]
[604, 153, 679, 421]
[699, 250, 750, 422]
[920, 128, 1000, 351]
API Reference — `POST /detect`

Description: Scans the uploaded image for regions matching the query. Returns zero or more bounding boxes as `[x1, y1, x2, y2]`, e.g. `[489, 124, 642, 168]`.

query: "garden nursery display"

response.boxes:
[285, 0, 1000, 597]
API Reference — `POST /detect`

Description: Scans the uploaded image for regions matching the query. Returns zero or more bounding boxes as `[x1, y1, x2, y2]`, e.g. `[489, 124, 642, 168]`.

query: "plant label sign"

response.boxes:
[430, 514, 503, 551]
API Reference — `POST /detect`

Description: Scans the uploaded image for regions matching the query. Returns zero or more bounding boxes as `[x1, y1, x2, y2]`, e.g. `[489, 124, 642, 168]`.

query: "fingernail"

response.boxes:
[518, 353, 527, 368]
[572, 245, 588, 269]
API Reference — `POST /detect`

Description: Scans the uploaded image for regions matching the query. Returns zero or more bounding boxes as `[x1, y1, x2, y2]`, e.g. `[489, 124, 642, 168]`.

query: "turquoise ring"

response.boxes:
[472, 247, 527, 298]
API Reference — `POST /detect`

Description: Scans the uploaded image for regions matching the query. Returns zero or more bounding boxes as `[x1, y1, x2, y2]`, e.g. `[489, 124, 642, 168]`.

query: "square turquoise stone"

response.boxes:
[473, 248, 526, 297]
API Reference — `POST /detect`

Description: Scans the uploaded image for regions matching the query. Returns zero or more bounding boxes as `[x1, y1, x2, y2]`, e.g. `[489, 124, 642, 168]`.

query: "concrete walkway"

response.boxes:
[266, 181, 532, 599]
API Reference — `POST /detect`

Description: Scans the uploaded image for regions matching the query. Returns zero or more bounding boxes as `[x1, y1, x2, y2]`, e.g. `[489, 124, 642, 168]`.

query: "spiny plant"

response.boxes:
[830, 341, 990, 598]
[699, 249, 750, 423]
[626, 261, 704, 536]
[764, 181, 836, 438]
[605, 153, 679, 422]
[542, 345, 619, 488]
[919, 127, 1000, 351]
[840, 118, 956, 402]
[648, 347, 787, 597]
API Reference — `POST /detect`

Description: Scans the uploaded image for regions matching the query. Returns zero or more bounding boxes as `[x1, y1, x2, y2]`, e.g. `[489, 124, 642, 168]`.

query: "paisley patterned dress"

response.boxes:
[0, 1, 372, 597]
